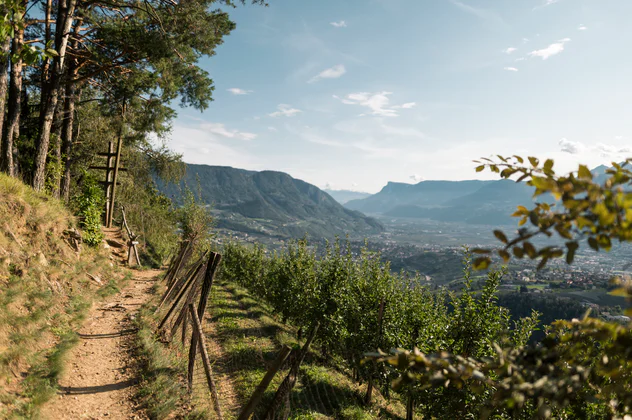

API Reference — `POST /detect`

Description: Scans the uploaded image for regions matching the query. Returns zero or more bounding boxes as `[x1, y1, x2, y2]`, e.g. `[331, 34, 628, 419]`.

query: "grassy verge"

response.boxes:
[207, 280, 406, 419]
[134, 290, 210, 420]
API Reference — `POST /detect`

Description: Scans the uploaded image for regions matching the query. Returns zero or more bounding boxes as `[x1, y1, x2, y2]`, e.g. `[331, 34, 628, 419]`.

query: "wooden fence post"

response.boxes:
[187, 252, 221, 390]
[188, 304, 223, 420]
[263, 322, 320, 420]
[158, 260, 207, 331]
[157, 251, 208, 312]
[237, 345, 292, 420]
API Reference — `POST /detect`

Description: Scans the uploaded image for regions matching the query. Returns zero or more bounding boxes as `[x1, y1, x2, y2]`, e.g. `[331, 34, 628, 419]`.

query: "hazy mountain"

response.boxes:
[324, 189, 371, 204]
[345, 180, 495, 213]
[158, 164, 384, 238]
[348, 165, 611, 226]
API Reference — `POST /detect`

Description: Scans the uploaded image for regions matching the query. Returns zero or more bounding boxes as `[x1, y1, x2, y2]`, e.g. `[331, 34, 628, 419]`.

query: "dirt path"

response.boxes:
[40, 268, 161, 420]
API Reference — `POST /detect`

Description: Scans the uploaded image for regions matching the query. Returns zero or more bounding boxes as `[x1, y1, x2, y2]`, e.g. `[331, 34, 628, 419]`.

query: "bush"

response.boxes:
[75, 173, 105, 246]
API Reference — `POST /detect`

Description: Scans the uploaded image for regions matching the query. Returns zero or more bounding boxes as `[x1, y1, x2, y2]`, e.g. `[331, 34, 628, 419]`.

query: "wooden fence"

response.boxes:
[155, 243, 318, 419]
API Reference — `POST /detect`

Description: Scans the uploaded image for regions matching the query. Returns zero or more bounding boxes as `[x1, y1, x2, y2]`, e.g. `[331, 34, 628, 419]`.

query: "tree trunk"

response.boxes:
[0, 37, 11, 169]
[1, 17, 25, 176]
[32, 0, 77, 191]
[60, 87, 79, 201]
[60, 27, 80, 202]
[50, 103, 63, 198]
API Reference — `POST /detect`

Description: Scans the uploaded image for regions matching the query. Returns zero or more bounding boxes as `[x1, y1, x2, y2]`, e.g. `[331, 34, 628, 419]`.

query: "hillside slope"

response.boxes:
[0, 175, 127, 418]
[158, 164, 384, 238]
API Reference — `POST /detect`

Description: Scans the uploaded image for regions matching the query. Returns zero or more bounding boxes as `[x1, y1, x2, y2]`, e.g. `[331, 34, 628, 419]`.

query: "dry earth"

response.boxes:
[40, 230, 161, 420]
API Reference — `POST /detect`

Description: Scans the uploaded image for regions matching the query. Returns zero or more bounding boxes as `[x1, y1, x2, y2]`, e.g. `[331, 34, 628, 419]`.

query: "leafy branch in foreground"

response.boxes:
[471, 156, 632, 274]
[370, 314, 632, 419]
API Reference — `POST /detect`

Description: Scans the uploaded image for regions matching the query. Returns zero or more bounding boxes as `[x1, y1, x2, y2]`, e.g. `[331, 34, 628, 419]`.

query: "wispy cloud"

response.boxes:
[227, 88, 253, 95]
[578, 24, 587, 31]
[503, 47, 517, 54]
[308, 64, 346, 83]
[529, 38, 571, 60]
[200, 123, 257, 141]
[269, 104, 302, 118]
[330, 20, 347, 28]
[267, 126, 277, 132]
[515, 57, 526, 62]
[533, 0, 561, 10]
[559, 138, 630, 157]
[503, 67, 519, 72]
[559, 138, 583, 154]
[334, 92, 415, 117]
[448, 0, 506, 27]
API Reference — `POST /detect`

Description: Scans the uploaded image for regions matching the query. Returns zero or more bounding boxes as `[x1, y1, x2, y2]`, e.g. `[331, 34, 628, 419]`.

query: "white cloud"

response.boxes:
[200, 122, 257, 141]
[596, 143, 631, 157]
[533, 0, 561, 10]
[529, 38, 571, 60]
[334, 92, 415, 117]
[503, 67, 519, 72]
[409, 174, 424, 183]
[308, 64, 346, 83]
[559, 138, 584, 154]
[227, 88, 253, 95]
[504, 47, 517, 54]
[395, 102, 417, 109]
[269, 104, 302, 117]
[330, 20, 347, 28]
[559, 138, 630, 158]
[515, 57, 526, 62]
[523, 38, 529, 44]
[448, 0, 506, 27]
[578, 24, 587, 31]
[267, 126, 278, 132]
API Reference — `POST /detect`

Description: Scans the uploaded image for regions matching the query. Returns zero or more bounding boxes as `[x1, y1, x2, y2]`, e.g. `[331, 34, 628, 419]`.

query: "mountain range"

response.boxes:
[157, 164, 384, 238]
[323, 189, 371, 204]
[345, 165, 612, 225]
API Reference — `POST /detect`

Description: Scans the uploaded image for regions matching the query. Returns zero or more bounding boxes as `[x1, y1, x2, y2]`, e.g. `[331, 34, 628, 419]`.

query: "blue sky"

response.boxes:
[168, 0, 632, 193]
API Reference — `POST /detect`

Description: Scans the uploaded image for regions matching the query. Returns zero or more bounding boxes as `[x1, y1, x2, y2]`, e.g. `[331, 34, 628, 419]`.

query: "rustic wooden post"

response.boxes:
[180, 309, 188, 345]
[165, 240, 192, 288]
[187, 252, 221, 390]
[406, 393, 415, 420]
[158, 261, 207, 331]
[237, 345, 292, 420]
[157, 251, 208, 312]
[106, 103, 125, 228]
[263, 322, 320, 420]
[104, 141, 113, 224]
[188, 304, 223, 420]
[364, 298, 385, 405]
[121, 206, 141, 267]
[170, 277, 203, 341]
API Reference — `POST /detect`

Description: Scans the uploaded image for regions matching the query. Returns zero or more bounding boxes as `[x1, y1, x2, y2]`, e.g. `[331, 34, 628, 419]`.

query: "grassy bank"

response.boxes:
[0, 174, 129, 418]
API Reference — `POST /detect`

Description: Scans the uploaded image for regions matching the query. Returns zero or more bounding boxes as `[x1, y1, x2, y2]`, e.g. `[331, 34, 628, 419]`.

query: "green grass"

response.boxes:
[134, 300, 210, 420]
[207, 280, 406, 419]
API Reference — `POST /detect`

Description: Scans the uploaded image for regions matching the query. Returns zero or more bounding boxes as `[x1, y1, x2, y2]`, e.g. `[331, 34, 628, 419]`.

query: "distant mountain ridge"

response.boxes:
[346, 165, 612, 226]
[324, 189, 371, 205]
[157, 164, 384, 238]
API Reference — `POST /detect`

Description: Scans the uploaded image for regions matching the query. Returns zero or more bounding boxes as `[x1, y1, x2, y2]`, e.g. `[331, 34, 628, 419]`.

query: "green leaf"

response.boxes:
[493, 230, 508, 244]
[498, 249, 510, 262]
[588, 237, 599, 251]
[578, 164, 592, 180]
[528, 156, 539, 167]
[472, 257, 491, 271]
[565, 241, 578, 264]
[475, 165, 485, 172]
